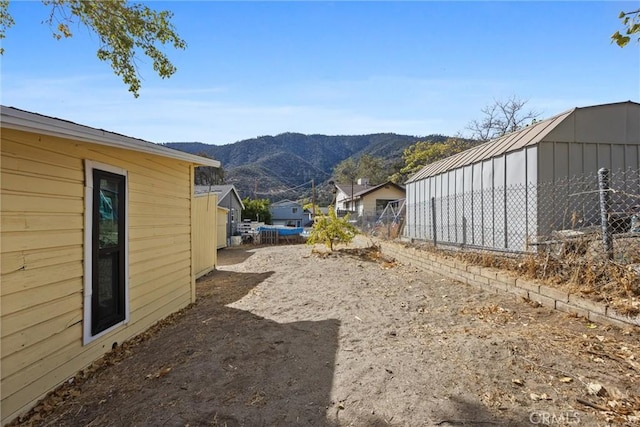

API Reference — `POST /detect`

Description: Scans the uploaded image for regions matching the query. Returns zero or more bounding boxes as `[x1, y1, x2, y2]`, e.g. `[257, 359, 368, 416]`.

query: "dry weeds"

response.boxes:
[409, 238, 640, 316]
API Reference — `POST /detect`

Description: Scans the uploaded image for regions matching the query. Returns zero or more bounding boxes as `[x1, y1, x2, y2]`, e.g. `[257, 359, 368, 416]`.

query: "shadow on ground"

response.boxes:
[216, 246, 256, 266]
[37, 269, 342, 426]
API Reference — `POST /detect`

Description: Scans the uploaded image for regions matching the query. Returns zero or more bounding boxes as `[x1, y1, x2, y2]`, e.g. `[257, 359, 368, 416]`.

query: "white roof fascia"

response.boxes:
[1, 106, 221, 168]
[231, 187, 246, 210]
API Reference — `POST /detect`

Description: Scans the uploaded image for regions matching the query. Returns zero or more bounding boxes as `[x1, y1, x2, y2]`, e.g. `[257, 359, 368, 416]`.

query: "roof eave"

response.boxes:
[1, 106, 221, 168]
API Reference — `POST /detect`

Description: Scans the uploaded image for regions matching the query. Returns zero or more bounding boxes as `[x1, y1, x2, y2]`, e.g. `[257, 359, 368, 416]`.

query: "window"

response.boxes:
[292, 207, 298, 214]
[84, 161, 129, 343]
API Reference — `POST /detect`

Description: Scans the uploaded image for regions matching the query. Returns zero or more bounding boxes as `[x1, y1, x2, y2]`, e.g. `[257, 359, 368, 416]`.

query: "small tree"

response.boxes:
[242, 198, 272, 224]
[306, 208, 358, 251]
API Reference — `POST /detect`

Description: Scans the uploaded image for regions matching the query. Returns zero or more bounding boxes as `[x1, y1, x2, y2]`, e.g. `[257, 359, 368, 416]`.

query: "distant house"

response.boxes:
[0, 106, 221, 425]
[335, 180, 405, 219]
[195, 185, 245, 244]
[270, 199, 305, 227]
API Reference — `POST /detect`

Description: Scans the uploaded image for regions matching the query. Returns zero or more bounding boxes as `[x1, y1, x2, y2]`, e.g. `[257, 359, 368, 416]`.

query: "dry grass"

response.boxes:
[412, 238, 640, 317]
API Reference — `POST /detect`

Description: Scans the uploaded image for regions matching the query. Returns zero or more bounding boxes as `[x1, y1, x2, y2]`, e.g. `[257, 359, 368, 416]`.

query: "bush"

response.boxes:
[306, 208, 358, 251]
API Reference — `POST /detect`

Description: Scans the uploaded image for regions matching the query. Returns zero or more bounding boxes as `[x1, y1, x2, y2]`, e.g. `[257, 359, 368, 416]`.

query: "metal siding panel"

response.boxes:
[472, 163, 483, 245]
[527, 147, 538, 241]
[583, 144, 598, 174]
[408, 182, 415, 240]
[574, 104, 637, 143]
[527, 146, 538, 184]
[612, 144, 625, 172]
[423, 179, 429, 240]
[597, 144, 611, 170]
[625, 145, 639, 171]
[611, 145, 626, 202]
[435, 174, 442, 242]
[417, 180, 424, 240]
[581, 144, 600, 228]
[554, 142, 570, 181]
[412, 180, 418, 240]
[628, 103, 640, 143]
[568, 143, 584, 177]
[441, 172, 449, 242]
[538, 143, 555, 184]
[419, 180, 425, 240]
[505, 151, 526, 251]
[482, 159, 494, 248]
[463, 166, 473, 245]
[448, 171, 456, 243]
[505, 150, 526, 187]
[455, 168, 464, 244]
[493, 156, 506, 249]
[429, 177, 436, 240]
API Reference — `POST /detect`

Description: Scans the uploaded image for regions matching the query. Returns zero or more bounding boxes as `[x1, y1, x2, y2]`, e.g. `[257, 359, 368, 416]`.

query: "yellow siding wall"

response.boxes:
[1, 128, 196, 425]
[217, 207, 228, 249]
[360, 186, 405, 214]
[193, 193, 218, 278]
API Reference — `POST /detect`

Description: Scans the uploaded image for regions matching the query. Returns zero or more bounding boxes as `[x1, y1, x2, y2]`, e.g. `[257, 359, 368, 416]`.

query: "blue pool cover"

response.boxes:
[256, 226, 303, 236]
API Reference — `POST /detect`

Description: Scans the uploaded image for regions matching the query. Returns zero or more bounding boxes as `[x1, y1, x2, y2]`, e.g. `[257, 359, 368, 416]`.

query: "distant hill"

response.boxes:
[165, 132, 449, 204]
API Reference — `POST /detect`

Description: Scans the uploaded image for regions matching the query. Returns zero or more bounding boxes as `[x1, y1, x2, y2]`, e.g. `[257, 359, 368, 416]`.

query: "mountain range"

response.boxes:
[165, 132, 448, 204]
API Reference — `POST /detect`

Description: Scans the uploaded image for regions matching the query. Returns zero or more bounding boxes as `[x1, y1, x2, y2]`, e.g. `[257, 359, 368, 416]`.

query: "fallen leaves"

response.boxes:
[146, 367, 172, 380]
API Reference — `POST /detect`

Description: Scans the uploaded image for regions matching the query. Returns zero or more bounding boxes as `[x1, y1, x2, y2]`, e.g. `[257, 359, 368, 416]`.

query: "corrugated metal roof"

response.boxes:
[406, 108, 574, 183]
[1, 105, 221, 168]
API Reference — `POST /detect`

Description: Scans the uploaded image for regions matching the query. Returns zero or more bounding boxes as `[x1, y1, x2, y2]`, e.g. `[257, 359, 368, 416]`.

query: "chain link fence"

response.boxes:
[373, 168, 640, 265]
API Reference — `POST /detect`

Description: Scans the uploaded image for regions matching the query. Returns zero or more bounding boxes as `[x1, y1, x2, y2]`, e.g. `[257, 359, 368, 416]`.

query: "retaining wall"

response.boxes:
[379, 241, 640, 329]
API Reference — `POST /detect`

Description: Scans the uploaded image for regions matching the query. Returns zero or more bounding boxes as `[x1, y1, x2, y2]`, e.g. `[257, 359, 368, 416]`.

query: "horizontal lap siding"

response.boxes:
[1, 128, 194, 425]
[193, 194, 218, 278]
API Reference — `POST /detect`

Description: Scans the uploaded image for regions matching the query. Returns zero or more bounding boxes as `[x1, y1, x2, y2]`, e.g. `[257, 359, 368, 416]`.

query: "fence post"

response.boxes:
[598, 167, 613, 260]
[431, 197, 437, 247]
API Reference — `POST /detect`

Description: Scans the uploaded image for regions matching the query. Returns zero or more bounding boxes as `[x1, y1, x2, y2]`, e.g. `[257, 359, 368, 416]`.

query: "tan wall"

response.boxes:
[193, 193, 219, 278]
[1, 128, 196, 425]
[360, 186, 405, 215]
[217, 207, 228, 249]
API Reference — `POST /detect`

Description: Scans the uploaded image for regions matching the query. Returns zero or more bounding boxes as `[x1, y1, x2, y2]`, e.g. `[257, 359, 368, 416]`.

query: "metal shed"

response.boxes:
[404, 101, 640, 252]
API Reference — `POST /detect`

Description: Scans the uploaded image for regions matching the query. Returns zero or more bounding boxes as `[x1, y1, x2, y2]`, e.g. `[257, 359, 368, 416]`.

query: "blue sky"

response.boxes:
[1, 1, 638, 145]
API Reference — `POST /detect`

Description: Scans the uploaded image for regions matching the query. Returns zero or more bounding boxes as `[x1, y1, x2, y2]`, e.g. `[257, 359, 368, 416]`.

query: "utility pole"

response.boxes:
[351, 178, 354, 213]
[254, 179, 258, 199]
[311, 179, 316, 220]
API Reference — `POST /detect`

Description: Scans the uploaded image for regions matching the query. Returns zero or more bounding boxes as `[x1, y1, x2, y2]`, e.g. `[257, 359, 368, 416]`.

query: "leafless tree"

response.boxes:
[466, 96, 541, 142]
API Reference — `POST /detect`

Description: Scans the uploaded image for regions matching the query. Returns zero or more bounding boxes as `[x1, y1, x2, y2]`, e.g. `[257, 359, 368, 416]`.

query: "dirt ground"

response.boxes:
[14, 236, 640, 426]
